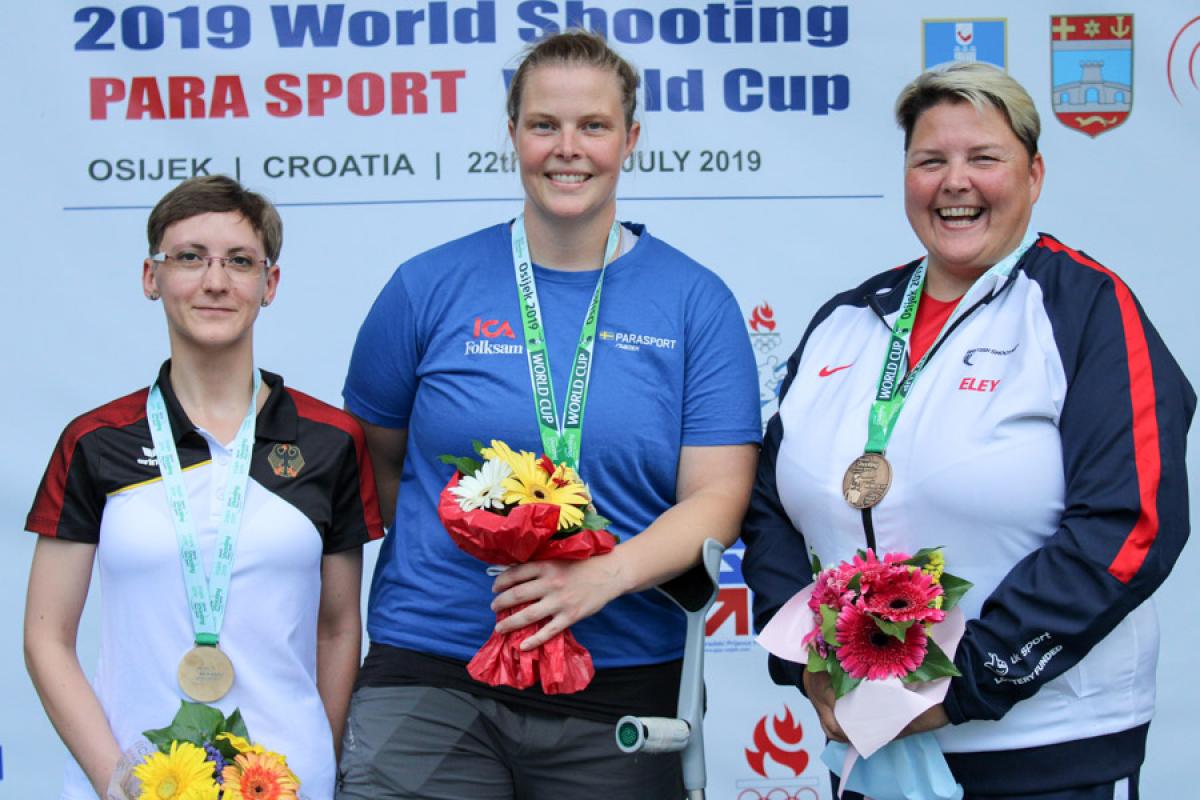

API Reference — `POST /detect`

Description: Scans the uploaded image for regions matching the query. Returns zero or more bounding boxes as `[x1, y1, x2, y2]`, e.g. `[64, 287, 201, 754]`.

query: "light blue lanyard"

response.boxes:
[510, 214, 621, 469]
[146, 370, 260, 646]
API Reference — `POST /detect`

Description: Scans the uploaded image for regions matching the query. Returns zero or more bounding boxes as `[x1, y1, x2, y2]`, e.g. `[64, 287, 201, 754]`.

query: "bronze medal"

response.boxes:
[842, 452, 892, 510]
[178, 645, 234, 702]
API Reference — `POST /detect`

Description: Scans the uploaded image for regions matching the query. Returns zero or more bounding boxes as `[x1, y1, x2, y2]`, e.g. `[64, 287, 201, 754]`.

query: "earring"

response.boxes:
[261, 299, 270, 307]
[148, 292, 160, 301]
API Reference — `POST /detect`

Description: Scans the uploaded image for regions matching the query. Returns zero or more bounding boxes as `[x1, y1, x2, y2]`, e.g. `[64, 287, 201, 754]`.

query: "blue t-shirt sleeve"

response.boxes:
[681, 279, 761, 446]
[343, 267, 422, 429]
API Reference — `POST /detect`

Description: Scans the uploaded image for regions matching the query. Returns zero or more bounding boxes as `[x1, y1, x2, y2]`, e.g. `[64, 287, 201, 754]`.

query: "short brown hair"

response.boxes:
[147, 175, 283, 264]
[895, 62, 1040, 159]
[506, 29, 639, 130]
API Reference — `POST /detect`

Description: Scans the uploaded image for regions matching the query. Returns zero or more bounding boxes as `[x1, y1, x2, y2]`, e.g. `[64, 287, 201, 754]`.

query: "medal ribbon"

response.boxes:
[511, 214, 621, 469]
[863, 238, 1035, 454]
[147, 369, 261, 647]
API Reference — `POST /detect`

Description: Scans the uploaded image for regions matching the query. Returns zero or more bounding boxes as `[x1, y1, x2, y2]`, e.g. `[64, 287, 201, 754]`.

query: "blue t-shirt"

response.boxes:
[344, 222, 759, 667]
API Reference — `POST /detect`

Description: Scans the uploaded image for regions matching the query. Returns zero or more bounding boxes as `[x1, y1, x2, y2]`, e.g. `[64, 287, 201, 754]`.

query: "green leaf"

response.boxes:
[810, 552, 823, 576]
[225, 708, 250, 740]
[580, 507, 611, 531]
[438, 454, 482, 477]
[902, 546, 944, 568]
[142, 701, 224, 749]
[846, 573, 862, 594]
[938, 573, 973, 612]
[904, 637, 961, 684]
[472, 439, 487, 457]
[142, 726, 175, 755]
[873, 615, 914, 641]
[807, 648, 829, 673]
[828, 658, 862, 698]
[819, 605, 840, 646]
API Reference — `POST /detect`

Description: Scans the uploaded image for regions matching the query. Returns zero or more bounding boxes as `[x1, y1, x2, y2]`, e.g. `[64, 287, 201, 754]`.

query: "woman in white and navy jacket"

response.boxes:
[742, 62, 1194, 800]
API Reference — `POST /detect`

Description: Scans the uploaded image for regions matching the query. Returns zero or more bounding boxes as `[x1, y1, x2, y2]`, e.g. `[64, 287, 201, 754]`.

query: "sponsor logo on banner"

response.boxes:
[923, 19, 1007, 70]
[1051, 15, 1134, 137]
[1168, 16, 1200, 106]
[705, 547, 753, 654]
[747, 302, 786, 428]
[735, 706, 822, 799]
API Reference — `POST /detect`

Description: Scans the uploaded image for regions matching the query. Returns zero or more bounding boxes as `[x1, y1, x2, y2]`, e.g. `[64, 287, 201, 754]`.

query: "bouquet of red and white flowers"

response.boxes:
[759, 548, 972, 800]
[438, 440, 616, 694]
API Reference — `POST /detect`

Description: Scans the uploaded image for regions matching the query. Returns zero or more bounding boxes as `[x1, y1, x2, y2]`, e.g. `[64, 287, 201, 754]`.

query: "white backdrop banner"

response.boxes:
[2, 2, 1197, 797]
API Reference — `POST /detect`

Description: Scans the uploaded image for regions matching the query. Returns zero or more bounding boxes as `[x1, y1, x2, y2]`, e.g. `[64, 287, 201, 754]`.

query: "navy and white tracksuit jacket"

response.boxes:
[742, 234, 1194, 794]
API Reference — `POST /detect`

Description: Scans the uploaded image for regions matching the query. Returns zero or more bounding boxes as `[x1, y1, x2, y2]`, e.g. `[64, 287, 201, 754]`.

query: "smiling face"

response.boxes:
[508, 63, 640, 233]
[904, 100, 1044, 296]
[143, 211, 280, 357]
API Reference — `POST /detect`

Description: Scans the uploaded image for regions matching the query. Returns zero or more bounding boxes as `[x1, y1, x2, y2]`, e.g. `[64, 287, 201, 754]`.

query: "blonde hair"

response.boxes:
[506, 29, 639, 130]
[895, 62, 1040, 158]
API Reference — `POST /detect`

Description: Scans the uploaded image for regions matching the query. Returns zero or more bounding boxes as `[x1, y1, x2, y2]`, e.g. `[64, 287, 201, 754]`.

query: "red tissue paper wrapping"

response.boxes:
[437, 475, 616, 694]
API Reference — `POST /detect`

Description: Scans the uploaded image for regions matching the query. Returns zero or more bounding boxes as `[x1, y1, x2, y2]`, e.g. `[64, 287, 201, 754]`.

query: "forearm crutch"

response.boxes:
[615, 537, 725, 800]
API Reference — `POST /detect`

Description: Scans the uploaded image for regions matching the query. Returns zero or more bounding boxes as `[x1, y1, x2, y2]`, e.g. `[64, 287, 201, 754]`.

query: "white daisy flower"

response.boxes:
[450, 457, 512, 512]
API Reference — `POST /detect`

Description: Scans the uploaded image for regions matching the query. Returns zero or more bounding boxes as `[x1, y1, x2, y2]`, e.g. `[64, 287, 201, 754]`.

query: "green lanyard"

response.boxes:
[863, 238, 1035, 455]
[510, 214, 621, 469]
[146, 369, 260, 647]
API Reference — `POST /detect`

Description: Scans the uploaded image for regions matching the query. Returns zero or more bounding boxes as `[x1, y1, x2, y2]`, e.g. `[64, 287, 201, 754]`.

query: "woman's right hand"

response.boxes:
[802, 669, 848, 743]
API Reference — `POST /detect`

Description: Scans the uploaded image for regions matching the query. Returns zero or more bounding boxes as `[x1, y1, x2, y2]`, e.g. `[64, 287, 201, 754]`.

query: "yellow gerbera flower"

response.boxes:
[133, 741, 219, 800]
[215, 733, 263, 755]
[221, 751, 300, 800]
[479, 440, 526, 474]
[503, 464, 588, 530]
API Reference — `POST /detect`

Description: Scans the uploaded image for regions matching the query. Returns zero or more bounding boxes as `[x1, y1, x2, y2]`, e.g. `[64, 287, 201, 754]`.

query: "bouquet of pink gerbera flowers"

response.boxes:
[758, 548, 972, 800]
[802, 548, 970, 696]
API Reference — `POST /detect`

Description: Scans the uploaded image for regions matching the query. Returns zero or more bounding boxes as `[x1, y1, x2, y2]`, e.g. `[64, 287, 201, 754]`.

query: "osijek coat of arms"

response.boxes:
[1051, 14, 1133, 137]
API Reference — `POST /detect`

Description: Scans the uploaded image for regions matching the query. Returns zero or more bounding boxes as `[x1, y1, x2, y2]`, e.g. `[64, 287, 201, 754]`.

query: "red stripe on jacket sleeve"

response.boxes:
[287, 388, 386, 541]
[1038, 237, 1161, 583]
[26, 389, 148, 538]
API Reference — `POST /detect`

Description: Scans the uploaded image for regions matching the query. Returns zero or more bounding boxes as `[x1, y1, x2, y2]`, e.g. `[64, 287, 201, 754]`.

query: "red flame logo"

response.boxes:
[749, 302, 777, 332]
[744, 707, 809, 777]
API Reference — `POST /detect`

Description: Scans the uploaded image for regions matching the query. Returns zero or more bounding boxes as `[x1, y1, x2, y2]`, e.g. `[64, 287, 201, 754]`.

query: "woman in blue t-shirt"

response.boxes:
[338, 30, 760, 800]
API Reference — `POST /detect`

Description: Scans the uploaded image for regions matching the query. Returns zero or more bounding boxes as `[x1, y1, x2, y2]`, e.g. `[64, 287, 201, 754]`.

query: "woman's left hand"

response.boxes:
[490, 553, 628, 650]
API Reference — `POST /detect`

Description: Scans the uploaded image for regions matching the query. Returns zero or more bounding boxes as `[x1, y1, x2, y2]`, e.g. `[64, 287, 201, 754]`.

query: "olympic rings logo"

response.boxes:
[736, 788, 821, 800]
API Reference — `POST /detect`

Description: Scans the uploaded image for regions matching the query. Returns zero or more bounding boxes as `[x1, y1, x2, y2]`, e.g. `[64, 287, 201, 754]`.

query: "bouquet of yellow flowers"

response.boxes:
[438, 439, 615, 694]
[109, 701, 300, 800]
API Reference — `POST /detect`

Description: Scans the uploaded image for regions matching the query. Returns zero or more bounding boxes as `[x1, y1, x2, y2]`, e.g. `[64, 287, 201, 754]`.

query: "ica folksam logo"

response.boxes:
[1051, 14, 1133, 137]
[1168, 16, 1200, 106]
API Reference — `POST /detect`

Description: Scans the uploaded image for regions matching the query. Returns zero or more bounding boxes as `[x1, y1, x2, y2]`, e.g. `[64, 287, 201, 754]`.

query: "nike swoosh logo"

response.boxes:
[819, 364, 853, 377]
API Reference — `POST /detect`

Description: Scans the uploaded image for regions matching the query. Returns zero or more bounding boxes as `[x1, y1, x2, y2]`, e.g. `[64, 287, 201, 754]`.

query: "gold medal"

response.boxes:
[843, 452, 892, 510]
[178, 645, 234, 702]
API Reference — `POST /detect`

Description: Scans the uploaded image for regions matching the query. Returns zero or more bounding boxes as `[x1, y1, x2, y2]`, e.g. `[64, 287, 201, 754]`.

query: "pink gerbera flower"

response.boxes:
[808, 568, 852, 615]
[835, 604, 927, 680]
[858, 567, 945, 624]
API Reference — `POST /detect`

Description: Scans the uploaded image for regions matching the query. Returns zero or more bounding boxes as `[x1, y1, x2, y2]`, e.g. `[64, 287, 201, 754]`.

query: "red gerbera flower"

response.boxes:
[835, 604, 927, 681]
[858, 567, 944, 624]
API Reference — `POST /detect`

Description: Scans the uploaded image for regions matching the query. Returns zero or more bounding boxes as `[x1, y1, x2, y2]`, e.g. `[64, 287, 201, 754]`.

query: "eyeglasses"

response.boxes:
[151, 251, 270, 277]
